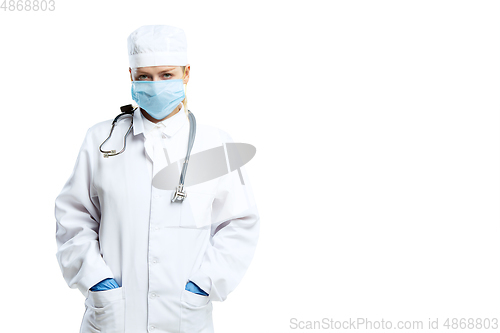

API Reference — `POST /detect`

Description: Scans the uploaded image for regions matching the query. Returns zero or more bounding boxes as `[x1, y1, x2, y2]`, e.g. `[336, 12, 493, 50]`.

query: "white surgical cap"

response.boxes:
[127, 25, 188, 68]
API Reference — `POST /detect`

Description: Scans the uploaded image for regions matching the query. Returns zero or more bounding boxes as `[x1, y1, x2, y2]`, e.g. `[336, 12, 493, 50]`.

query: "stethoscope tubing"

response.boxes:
[99, 112, 135, 157]
[99, 106, 196, 203]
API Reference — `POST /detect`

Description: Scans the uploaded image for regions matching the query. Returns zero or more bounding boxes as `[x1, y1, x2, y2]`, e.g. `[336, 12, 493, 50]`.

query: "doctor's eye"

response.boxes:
[137, 75, 150, 81]
[162, 73, 172, 79]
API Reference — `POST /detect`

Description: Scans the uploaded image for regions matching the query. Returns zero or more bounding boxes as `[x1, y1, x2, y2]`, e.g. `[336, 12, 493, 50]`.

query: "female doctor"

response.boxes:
[54, 25, 260, 333]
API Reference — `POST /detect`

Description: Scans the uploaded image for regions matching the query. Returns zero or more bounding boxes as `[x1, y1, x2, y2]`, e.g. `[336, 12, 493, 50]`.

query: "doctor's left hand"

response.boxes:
[185, 280, 208, 296]
[89, 278, 120, 292]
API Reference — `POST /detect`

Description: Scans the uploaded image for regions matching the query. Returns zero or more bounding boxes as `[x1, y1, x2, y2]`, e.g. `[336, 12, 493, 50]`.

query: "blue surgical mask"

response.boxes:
[131, 79, 186, 120]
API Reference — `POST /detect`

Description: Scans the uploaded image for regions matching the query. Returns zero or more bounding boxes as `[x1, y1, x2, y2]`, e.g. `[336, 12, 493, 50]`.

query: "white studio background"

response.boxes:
[0, 1, 498, 332]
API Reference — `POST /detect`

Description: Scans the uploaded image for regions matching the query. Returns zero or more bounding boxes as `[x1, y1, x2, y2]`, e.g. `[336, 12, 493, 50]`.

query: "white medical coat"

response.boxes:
[54, 105, 260, 333]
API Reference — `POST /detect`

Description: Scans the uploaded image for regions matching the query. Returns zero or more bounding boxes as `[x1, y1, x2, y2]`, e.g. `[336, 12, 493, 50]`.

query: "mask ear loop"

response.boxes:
[130, 71, 138, 110]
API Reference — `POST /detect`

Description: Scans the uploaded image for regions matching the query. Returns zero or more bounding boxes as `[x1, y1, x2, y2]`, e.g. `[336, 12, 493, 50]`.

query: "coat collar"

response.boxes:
[133, 103, 188, 139]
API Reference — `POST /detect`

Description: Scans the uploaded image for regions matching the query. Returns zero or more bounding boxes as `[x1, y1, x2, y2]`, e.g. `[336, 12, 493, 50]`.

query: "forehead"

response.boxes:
[133, 66, 180, 73]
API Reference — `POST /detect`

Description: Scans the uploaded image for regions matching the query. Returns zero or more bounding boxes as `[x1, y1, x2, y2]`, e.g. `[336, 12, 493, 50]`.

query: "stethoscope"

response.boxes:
[99, 104, 196, 203]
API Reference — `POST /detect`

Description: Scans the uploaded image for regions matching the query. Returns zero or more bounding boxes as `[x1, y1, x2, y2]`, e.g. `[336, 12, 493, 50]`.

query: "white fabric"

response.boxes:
[127, 25, 188, 68]
[142, 106, 189, 179]
[142, 111, 168, 176]
[54, 104, 260, 333]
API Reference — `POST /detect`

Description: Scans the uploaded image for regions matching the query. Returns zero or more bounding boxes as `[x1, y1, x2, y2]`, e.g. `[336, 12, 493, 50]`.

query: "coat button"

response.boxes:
[149, 325, 156, 331]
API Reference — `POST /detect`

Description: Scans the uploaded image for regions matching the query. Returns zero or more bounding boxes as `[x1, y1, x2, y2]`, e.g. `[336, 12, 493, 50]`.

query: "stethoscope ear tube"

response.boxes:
[99, 106, 136, 158]
[171, 110, 196, 203]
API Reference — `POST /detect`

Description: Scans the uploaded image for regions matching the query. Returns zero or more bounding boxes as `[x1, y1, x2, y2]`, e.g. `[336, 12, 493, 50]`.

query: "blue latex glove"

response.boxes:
[185, 280, 208, 296]
[90, 278, 120, 291]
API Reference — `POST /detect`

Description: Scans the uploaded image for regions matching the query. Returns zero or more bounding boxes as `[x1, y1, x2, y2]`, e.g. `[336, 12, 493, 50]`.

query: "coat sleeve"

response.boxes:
[54, 127, 114, 298]
[188, 130, 260, 302]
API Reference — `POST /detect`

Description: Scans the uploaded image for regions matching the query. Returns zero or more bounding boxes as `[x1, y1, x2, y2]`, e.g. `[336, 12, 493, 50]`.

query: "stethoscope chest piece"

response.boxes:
[171, 184, 187, 202]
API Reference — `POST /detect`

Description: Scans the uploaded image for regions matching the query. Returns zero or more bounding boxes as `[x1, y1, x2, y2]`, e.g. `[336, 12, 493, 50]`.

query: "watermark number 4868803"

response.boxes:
[1, 0, 55, 11]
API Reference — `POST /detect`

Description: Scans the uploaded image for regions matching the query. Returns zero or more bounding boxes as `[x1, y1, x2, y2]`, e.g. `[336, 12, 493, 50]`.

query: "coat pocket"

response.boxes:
[82, 287, 125, 333]
[180, 191, 214, 229]
[180, 289, 213, 333]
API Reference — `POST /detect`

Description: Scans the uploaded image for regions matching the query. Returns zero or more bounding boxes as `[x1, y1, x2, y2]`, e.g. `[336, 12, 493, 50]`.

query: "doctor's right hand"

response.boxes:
[89, 278, 120, 292]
